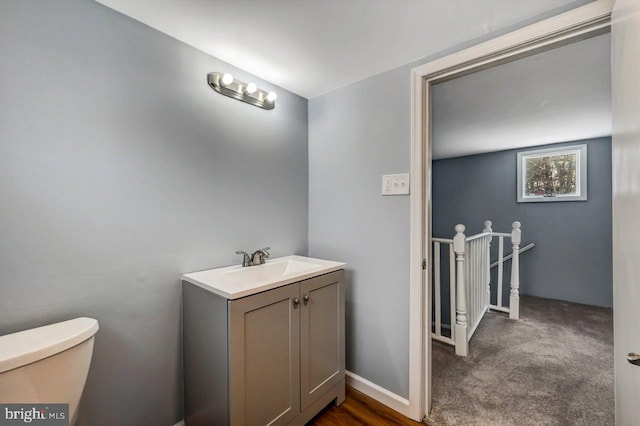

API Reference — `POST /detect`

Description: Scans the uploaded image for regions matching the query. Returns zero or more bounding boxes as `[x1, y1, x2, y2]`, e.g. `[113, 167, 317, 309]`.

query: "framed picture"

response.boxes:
[517, 144, 587, 203]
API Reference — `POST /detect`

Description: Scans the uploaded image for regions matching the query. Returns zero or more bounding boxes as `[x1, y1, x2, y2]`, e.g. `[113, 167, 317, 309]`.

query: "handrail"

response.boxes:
[465, 231, 491, 242]
[432, 237, 453, 244]
[432, 220, 524, 355]
[432, 233, 489, 243]
[491, 232, 512, 238]
[490, 243, 535, 268]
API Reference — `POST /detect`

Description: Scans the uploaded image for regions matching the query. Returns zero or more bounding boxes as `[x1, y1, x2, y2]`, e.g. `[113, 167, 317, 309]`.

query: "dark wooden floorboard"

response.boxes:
[307, 386, 423, 425]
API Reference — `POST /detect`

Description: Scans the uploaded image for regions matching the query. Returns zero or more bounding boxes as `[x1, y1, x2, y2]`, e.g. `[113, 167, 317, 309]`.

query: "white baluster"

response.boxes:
[484, 221, 492, 308]
[449, 244, 456, 341]
[434, 242, 441, 337]
[510, 221, 521, 320]
[473, 238, 484, 328]
[467, 240, 473, 333]
[477, 239, 481, 317]
[467, 239, 473, 338]
[453, 224, 468, 356]
[497, 235, 504, 308]
[471, 240, 475, 329]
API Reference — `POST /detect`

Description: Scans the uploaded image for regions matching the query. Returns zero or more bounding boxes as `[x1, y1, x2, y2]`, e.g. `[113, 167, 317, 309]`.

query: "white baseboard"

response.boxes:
[345, 370, 410, 417]
[174, 374, 409, 425]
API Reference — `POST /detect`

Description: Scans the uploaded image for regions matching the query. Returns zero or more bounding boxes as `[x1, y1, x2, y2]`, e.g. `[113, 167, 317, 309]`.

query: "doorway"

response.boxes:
[405, 1, 614, 420]
[427, 31, 613, 424]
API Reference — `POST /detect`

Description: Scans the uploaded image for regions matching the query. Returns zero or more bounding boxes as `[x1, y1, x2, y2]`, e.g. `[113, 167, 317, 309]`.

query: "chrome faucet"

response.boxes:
[251, 247, 270, 265]
[235, 247, 270, 267]
[235, 251, 252, 267]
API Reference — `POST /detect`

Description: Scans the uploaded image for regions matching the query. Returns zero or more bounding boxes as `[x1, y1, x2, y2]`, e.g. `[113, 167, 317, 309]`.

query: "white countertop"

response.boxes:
[182, 255, 346, 300]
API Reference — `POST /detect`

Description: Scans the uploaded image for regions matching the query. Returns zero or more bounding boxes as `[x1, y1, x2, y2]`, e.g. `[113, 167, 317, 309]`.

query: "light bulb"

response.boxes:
[266, 91, 277, 102]
[245, 82, 257, 95]
[221, 73, 234, 86]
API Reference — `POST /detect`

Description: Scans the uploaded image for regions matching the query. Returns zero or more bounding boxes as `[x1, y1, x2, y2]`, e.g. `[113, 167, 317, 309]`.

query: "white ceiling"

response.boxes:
[96, 0, 594, 99]
[432, 33, 611, 159]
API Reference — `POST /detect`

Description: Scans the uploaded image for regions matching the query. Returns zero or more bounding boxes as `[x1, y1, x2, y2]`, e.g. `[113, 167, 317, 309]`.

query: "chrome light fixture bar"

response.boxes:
[207, 72, 277, 110]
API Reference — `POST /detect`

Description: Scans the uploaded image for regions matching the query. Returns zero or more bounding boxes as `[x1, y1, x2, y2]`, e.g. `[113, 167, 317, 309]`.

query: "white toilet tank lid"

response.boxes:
[0, 317, 99, 374]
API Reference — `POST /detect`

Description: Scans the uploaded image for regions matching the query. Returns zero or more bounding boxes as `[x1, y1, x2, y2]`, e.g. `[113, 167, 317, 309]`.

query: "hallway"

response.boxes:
[428, 296, 614, 425]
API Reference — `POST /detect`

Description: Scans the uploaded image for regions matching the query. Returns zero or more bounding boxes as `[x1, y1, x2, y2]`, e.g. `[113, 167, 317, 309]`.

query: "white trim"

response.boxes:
[174, 374, 410, 424]
[175, 375, 410, 424]
[516, 144, 588, 202]
[407, 64, 426, 421]
[173, 370, 409, 426]
[408, 0, 613, 420]
[411, 1, 612, 80]
[432, 334, 455, 346]
[345, 370, 410, 418]
[431, 322, 451, 330]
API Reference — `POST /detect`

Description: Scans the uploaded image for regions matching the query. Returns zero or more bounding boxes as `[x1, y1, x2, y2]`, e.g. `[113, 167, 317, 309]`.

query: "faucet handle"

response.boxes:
[235, 250, 251, 267]
[251, 247, 270, 265]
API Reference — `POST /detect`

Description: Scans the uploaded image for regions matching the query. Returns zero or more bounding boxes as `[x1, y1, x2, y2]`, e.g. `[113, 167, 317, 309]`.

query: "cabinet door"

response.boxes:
[229, 284, 300, 426]
[300, 271, 345, 410]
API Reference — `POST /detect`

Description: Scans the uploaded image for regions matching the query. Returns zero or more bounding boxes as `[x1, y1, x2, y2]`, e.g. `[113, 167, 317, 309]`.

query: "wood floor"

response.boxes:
[307, 386, 423, 425]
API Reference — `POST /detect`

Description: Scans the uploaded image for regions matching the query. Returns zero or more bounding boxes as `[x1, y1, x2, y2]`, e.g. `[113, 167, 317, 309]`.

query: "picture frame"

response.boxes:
[517, 144, 587, 203]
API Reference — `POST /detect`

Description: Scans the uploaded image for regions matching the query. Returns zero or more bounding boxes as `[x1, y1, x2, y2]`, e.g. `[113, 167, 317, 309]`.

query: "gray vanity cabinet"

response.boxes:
[299, 272, 344, 411]
[183, 269, 345, 426]
[229, 283, 300, 425]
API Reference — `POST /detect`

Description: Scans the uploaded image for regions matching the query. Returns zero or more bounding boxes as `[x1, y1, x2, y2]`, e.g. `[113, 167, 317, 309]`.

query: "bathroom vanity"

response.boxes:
[182, 255, 346, 426]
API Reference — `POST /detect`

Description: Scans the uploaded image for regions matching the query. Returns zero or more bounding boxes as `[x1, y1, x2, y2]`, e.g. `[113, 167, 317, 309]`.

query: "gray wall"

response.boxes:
[309, 68, 412, 398]
[308, 3, 598, 399]
[0, 1, 308, 425]
[432, 138, 613, 308]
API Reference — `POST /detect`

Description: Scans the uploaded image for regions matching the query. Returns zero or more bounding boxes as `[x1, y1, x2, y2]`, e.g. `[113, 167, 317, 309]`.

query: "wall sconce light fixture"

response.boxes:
[207, 72, 277, 110]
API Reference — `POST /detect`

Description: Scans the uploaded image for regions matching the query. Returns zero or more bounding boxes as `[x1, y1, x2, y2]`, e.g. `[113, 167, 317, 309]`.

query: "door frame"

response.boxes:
[406, 0, 614, 419]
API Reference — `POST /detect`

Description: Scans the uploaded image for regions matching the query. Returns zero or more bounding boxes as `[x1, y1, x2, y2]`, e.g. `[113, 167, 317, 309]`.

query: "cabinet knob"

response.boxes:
[303, 295, 310, 305]
[293, 298, 300, 307]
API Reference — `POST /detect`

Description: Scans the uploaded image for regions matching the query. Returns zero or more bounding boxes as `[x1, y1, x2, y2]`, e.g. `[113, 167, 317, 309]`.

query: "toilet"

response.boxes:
[0, 317, 99, 425]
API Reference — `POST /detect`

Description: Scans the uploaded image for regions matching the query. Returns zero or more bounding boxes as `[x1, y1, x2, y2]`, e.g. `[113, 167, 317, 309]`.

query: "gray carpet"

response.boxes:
[427, 296, 614, 426]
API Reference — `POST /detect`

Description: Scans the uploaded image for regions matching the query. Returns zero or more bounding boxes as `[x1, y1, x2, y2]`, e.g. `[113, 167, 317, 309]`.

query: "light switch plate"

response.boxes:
[382, 173, 410, 195]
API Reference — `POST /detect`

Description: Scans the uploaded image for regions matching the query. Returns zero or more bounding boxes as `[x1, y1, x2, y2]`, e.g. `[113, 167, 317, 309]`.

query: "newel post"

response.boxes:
[453, 224, 468, 356]
[483, 220, 493, 306]
[509, 221, 521, 320]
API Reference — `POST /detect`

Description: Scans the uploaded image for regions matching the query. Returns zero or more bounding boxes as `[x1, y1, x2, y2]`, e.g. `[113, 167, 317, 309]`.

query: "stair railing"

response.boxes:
[431, 220, 530, 356]
[485, 221, 528, 319]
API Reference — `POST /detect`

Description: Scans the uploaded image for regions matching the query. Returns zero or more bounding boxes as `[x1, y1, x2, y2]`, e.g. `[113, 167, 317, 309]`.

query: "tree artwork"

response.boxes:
[524, 153, 577, 197]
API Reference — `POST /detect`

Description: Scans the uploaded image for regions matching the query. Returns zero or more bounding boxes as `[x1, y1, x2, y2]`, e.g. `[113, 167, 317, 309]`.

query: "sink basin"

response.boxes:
[182, 255, 346, 299]
[223, 259, 320, 282]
